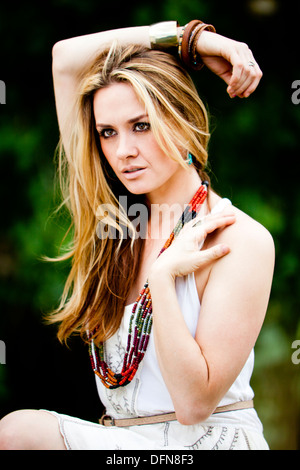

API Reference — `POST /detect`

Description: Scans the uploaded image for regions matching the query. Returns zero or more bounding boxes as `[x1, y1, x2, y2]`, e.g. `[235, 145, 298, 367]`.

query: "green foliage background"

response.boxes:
[0, 0, 299, 450]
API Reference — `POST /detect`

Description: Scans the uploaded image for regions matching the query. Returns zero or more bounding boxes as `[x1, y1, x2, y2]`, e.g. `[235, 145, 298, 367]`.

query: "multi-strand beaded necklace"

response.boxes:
[89, 182, 208, 389]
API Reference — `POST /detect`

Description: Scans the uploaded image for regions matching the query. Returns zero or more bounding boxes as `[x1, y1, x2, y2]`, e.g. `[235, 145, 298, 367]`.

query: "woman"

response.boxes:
[0, 21, 274, 450]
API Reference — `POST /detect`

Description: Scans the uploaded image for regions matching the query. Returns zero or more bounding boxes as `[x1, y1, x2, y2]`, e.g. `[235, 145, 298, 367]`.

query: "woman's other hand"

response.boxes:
[149, 210, 236, 281]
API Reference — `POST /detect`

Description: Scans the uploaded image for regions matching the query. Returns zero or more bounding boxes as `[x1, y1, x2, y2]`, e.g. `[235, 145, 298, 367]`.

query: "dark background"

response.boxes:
[0, 0, 299, 450]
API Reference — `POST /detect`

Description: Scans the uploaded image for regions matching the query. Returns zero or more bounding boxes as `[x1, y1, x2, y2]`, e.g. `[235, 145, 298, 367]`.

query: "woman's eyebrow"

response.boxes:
[127, 113, 149, 123]
[96, 113, 149, 129]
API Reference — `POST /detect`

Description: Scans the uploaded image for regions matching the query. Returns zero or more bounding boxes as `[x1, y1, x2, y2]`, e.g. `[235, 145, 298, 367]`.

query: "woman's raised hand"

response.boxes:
[197, 31, 263, 98]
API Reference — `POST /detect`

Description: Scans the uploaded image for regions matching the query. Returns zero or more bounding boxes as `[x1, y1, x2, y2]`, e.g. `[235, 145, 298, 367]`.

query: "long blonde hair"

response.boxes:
[49, 42, 211, 345]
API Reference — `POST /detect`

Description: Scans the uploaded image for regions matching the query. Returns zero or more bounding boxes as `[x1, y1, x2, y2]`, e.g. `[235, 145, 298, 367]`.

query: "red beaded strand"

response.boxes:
[89, 182, 208, 389]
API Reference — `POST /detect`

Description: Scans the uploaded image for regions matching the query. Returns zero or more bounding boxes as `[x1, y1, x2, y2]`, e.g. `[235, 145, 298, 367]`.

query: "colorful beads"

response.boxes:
[89, 182, 208, 389]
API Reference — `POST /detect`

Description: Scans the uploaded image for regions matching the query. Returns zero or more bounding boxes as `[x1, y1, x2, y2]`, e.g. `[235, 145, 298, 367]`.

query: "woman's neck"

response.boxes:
[146, 167, 207, 241]
[146, 166, 201, 207]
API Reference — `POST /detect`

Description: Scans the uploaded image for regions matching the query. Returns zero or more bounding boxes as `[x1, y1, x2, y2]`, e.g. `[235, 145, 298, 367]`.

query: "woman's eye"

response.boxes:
[134, 122, 150, 132]
[100, 129, 116, 138]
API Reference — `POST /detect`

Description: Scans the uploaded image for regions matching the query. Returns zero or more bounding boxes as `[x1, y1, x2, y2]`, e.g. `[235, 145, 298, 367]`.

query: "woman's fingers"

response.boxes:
[226, 49, 263, 98]
[198, 243, 230, 262]
[152, 210, 235, 278]
[198, 32, 262, 99]
[182, 210, 236, 238]
[193, 213, 236, 247]
[175, 210, 236, 255]
[227, 63, 262, 98]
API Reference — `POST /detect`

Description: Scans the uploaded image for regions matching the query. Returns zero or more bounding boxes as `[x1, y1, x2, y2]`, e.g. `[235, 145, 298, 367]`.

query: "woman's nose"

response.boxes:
[116, 133, 138, 159]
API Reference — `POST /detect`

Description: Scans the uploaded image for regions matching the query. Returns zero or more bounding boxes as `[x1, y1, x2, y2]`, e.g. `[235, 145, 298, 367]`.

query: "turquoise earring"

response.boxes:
[187, 152, 193, 165]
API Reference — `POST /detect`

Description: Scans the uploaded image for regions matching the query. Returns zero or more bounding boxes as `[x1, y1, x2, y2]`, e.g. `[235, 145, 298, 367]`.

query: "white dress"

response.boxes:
[45, 199, 269, 450]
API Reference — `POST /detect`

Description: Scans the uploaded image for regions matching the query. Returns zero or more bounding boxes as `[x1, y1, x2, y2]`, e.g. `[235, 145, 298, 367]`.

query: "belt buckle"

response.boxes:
[99, 414, 115, 426]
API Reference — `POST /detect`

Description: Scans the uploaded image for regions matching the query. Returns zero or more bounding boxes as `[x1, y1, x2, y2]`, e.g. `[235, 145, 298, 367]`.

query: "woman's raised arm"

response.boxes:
[52, 26, 150, 137]
[52, 22, 262, 142]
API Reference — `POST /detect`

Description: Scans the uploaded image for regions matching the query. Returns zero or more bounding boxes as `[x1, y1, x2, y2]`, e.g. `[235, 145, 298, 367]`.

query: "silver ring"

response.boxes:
[248, 61, 255, 67]
[192, 218, 203, 228]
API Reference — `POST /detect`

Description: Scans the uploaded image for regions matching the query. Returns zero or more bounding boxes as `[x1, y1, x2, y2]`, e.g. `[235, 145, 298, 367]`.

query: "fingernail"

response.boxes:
[220, 244, 230, 255]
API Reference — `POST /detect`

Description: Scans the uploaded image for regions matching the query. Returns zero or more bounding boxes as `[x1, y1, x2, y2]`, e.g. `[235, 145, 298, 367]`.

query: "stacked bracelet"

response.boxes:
[180, 20, 216, 70]
[150, 20, 216, 71]
[178, 26, 185, 60]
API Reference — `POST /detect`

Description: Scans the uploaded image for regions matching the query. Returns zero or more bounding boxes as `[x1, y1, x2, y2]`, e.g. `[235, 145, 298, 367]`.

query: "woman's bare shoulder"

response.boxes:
[230, 204, 273, 248]
[195, 194, 275, 303]
[212, 199, 275, 265]
[199, 197, 275, 319]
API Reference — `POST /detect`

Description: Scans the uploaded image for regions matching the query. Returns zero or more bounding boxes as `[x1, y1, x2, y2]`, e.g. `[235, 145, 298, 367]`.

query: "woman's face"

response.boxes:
[93, 82, 186, 201]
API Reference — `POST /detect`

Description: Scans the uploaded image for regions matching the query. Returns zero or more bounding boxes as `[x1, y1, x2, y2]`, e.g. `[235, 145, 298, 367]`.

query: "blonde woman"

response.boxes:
[0, 21, 274, 450]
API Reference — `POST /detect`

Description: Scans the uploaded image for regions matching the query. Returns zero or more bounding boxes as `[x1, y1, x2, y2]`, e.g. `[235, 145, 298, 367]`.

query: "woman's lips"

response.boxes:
[122, 167, 147, 179]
